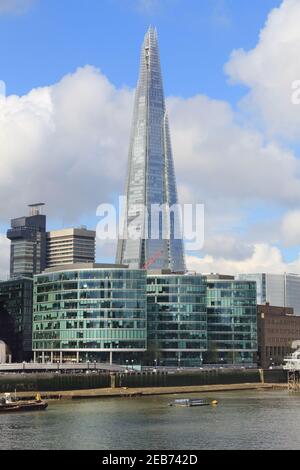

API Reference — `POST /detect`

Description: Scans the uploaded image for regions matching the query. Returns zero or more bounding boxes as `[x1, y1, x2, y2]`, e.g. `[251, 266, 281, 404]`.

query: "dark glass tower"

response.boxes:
[116, 27, 186, 272]
[7, 204, 46, 279]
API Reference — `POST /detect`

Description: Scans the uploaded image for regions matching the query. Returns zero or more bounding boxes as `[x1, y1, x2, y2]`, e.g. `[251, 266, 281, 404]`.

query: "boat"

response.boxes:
[0, 393, 48, 413]
[169, 398, 218, 407]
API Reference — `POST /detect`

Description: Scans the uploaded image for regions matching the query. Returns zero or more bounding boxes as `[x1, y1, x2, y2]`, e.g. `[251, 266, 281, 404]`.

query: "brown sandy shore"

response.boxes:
[11, 383, 287, 401]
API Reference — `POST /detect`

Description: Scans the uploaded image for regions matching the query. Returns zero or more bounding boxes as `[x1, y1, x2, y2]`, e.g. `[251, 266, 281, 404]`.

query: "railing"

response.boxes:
[0, 362, 125, 373]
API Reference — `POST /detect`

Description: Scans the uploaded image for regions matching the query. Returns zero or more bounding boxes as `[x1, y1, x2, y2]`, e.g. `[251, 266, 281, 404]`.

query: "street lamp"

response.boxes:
[131, 359, 134, 371]
[269, 357, 273, 369]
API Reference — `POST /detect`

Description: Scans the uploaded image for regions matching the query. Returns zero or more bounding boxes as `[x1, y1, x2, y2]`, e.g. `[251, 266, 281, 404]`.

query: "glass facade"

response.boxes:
[147, 274, 207, 366]
[116, 27, 186, 272]
[7, 211, 46, 279]
[238, 273, 300, 315]
[32, 268, 258, 366]
[32, 267, 147, 363]
[0, 278, 33, 361]
[206, 279, 257, 365]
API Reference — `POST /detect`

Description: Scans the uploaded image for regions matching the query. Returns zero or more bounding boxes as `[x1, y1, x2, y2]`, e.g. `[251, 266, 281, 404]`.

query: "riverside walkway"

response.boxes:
[0, 362, 124, 373]
[12, 382, 285, 401]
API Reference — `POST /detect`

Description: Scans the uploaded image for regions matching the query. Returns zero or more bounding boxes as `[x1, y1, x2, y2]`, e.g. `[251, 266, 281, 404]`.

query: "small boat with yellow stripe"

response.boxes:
[0, 393, 48, 413]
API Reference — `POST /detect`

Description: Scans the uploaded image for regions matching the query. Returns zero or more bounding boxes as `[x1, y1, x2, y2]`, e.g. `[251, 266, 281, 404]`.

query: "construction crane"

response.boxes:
[143, 250, 164, 270]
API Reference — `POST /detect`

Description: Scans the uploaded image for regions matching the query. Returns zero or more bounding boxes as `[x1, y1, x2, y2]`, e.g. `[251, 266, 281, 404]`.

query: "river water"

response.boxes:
[0, 390, 300, 450]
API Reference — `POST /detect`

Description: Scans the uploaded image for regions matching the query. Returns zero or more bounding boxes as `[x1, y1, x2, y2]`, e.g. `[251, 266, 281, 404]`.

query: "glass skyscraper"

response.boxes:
[116, 27, 186, 273]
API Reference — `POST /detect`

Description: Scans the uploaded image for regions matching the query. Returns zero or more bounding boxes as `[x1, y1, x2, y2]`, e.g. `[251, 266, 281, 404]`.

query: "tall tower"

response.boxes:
[7, 204, 46, 279]
[116, 27, 186, 272]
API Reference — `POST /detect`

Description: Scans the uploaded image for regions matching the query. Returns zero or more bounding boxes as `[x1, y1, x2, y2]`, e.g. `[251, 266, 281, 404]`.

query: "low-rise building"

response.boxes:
[257, 304, 300, 368]
[0, 278, 33, 361]
[33, 264, 147, 364]
[147, 272, 207, 367]
[206, 276, 258, 365]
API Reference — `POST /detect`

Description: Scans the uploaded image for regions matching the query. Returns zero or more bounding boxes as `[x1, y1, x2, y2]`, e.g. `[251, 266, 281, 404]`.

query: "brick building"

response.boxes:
[257, 304, 300, 368]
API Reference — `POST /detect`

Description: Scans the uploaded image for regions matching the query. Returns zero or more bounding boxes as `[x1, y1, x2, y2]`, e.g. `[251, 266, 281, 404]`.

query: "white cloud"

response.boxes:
[168, 94, 300, 206]
[0, 66, 133, 222]
[2, 64, 300, 274]
[202, 235, 254, 261]
[135, 0, 158, 11]
[0, 0, 34, 14]
[132, 0, 177, 15]
[4, 65, 299, 230]
[187, 243, 300, 276]
[281, 210, 300, 246]
[211, 0, 232, 29]
[225, 0, 300, 140]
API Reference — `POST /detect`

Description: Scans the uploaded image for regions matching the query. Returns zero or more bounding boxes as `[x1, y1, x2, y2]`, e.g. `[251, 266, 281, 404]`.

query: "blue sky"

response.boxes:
[1, 0, 300, 275]
[1, 0, 280, 101]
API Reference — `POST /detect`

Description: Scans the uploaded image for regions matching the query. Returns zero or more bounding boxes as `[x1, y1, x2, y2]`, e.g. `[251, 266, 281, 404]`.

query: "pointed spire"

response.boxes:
[144, 25, 158, 48]
[116, 28, 186, 272]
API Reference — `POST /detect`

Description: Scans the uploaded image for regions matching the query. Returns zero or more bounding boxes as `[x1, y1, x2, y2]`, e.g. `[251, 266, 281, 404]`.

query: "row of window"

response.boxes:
[33, 329, 146, 340]
[33, 340, 146, 350]
[36, 270, 146, 283]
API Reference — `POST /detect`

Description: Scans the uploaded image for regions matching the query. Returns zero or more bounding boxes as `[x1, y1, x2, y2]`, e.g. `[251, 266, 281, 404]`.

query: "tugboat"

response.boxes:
[169, 398, 218, 407]
[0, 393, 48, 413]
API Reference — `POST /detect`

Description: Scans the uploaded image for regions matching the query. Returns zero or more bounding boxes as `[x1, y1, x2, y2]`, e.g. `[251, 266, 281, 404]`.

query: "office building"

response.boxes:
[206, 276, 258, 365]
[46, 227, 96, 268]
[7, 204, 46, 278]
[257, 304, 300, 368]
[116, 27, 186, 273]
[32, 264, 147, 364]
[237, 273, 300, 315]
[147, 272, 207, 367]
[0, 278, 33, 362]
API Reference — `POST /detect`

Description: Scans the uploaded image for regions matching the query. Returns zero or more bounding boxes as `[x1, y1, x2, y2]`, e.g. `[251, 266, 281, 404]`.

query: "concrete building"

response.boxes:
[206, 275, 258, 365]
[237, 273, 300, 315]
[0, 340, 8, 364]
[257, 304, 300, 368]
[33, 264, 147, 364]
[46, 227, 96, 268]
[7, 204, 46, 278]
[0, 278, 33, 361]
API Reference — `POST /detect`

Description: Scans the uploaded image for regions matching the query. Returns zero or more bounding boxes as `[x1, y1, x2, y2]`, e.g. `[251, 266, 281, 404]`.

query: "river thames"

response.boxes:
[1, 390, 300, 450]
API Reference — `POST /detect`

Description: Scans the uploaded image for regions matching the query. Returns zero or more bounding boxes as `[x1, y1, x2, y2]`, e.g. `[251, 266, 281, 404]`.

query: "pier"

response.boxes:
[284, 347, 300, 391]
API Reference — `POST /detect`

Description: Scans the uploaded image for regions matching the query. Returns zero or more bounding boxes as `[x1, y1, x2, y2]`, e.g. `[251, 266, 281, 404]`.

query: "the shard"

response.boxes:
[116, 27, 186, 272]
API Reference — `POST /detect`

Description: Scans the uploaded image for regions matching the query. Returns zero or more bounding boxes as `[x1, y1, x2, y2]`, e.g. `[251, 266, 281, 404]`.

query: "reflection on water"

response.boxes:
[0, 390, 300, 450]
